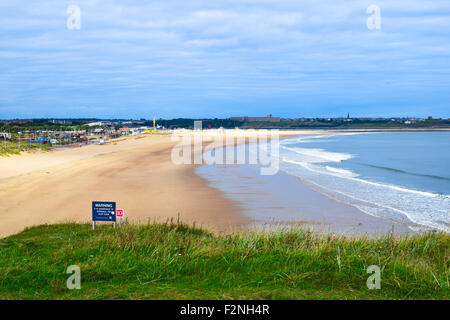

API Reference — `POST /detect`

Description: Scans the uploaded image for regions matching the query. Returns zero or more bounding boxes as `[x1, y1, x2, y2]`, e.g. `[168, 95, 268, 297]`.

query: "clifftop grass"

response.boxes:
[0, 223, 448, 299]
[0, 141, 49, 156]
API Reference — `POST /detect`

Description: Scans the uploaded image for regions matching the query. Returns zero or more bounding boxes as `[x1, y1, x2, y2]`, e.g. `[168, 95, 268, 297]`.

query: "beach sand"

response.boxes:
[0, 130, 413, 238]
[0, 134, 248, 237]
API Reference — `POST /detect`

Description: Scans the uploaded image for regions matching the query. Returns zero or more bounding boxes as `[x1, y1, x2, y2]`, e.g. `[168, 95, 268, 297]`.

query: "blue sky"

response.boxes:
[1, 0, 449, 119]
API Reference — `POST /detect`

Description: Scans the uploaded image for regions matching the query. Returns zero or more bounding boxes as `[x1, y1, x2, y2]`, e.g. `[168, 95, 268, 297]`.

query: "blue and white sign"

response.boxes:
[92, 201, 116, 222]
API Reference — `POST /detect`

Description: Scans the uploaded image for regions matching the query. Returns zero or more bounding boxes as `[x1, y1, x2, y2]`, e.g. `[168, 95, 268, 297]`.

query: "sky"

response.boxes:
[0, 0, 449, 119]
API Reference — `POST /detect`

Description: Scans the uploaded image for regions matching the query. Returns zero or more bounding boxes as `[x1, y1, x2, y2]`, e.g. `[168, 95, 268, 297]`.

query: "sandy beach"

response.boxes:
[0, 134, 243, 237]
[0, 131, 305, 237]
[0, 130, 417, 238]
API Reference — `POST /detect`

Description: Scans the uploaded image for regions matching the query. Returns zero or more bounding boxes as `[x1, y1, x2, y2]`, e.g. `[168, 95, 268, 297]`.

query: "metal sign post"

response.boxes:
[116, 209, 124, 227]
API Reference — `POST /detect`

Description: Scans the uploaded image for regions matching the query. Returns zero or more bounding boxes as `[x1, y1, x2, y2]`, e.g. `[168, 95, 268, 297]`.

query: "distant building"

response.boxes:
[344, 113, 352, 122]
[230, 115, 281, 122]
[0, 132, 11, 139]
[119, 128, 131, 134]
[87, 122, 104, 127]
[87, 121, 113, 127]
[50, 119, 72, 125]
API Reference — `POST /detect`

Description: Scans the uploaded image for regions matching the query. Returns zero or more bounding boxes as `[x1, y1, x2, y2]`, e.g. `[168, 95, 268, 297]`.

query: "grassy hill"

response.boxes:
[0, 223, 448, 299]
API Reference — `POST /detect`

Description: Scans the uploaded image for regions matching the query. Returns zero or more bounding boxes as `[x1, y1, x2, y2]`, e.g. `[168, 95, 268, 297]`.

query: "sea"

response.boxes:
[197, 131, 450, 233]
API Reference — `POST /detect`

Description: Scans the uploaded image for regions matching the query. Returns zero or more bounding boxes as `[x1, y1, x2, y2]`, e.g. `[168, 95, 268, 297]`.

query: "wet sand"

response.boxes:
[197, 163, 414, 237]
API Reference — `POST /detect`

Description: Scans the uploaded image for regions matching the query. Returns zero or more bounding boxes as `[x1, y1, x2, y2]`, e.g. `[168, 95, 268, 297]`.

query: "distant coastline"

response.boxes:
[1, 116, 450, 131]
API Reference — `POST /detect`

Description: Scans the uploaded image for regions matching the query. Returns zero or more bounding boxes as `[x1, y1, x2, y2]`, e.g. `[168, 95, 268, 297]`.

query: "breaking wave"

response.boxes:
[279, 135, 450, 233]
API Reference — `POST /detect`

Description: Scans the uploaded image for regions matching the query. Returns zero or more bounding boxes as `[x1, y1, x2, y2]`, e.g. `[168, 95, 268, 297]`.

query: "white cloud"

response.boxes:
[1, 0, 450, 118]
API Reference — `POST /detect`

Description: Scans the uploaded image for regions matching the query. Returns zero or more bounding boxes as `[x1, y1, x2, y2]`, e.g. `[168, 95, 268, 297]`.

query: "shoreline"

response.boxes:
[196, 130, 440, 237]
[0, 129, 443, 238]
[197, 159, 415, 238]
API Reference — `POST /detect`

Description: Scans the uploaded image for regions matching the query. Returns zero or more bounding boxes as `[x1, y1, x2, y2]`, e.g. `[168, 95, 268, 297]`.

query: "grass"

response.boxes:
[0, 223, 448, 300]
[0, 140, 50, 156]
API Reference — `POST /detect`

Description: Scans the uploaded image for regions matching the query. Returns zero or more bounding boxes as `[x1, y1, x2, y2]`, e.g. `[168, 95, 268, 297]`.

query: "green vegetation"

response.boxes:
[2, 117, 449, 131]
[151, 117, 450, 129]
[0, 223, 448, 299]
[0, 140, 50, 156]
[0, 119, 93, 133]
[155, 118, 244, 129]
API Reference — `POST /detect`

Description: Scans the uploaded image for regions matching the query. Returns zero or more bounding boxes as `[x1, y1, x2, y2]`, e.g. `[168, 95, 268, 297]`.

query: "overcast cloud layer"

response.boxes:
[1, 0, 449, 119]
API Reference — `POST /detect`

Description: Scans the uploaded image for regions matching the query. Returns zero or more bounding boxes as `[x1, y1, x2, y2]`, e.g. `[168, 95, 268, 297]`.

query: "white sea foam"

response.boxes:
[325, 166, 358, 178]
[281, 134, 336, 145]
[281, 146, 353, 163]
[281, 132, 369, 145]
[280, 147, 450, 234]
[283, 157, 440, 198]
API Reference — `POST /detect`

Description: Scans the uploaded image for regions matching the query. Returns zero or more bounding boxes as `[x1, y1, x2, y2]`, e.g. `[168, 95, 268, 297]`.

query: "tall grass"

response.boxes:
[0, 223, 448, 299]
[0, 140, 49, 156]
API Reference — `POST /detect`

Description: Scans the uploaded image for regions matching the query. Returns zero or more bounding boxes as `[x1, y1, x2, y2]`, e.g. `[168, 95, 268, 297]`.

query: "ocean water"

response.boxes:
[279, 132, 449, 233]
[197, 131, 449, 234]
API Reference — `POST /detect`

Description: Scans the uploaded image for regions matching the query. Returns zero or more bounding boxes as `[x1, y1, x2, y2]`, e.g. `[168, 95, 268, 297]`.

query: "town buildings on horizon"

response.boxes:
[1, 114, 448, 123]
